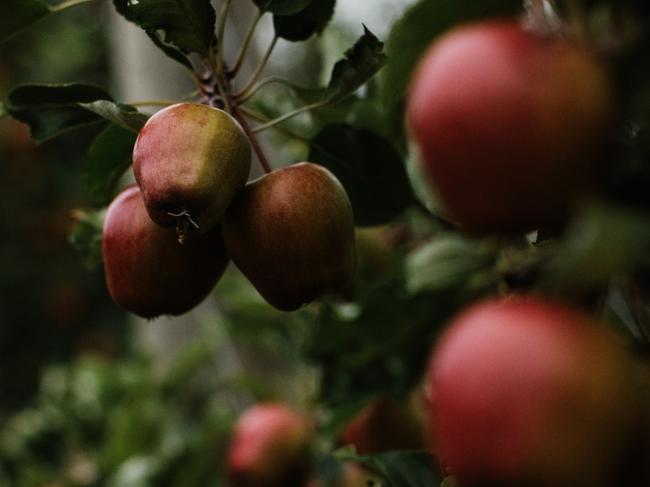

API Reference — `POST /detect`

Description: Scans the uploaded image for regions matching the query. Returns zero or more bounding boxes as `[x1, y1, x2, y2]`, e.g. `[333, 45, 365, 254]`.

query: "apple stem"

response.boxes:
[232, 105, 272, 174]
[230, 9, 265, 78]
[215, 0, 233, 80]
[234, 76, 293, 103]
[239, 107, 310, 144]
[251, 101, 326, 134]
[236, 35, 278, 101]
[50, 0, 96, 13]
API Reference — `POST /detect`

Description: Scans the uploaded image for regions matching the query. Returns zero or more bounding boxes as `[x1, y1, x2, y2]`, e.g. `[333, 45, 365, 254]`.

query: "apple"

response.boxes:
[407, 21, 613, 234]
[133, 103, 251, 235]
[339, 396, 426, 454]
[303, 463, 379, 487]
[222, 162, 356, 311]
[428, 296, 638, 487]
[228, 403, 314, 487]
[102, 185, 228, 318]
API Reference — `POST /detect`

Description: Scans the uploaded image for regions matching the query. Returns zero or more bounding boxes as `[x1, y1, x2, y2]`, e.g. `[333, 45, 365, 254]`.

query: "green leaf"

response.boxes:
[325, 26, 386, 105]
[0, 103, 7, 119]
[87, 123, 137, 204]
[337, 450, 440, 487]
[80, 100, 148, 133]
[0, 0, 50, 43]
[68, 208, 105, 269]
[542, 204, 650, 292]
[283, 28, 384, 124]
[309, 124, 413, 226]
[380, 0, 521, 135]
[7, 83, 112, 143]
[273, 0, 336, 41]
[405, 235, 497, 295]
[112, 0, 216, 59]
[253, 0, 311, 15]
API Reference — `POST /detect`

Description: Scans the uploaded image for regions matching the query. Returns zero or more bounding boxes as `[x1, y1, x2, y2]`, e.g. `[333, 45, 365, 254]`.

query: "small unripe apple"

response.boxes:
[133, 103, 251, 234]
[228, 403, 314, 487]
[407, 21, 613, 234]
[102, 185, 228, 318]
[428, 296, 638, 487]
[339, 396, 426, 454]
[222, 162, 356, 311]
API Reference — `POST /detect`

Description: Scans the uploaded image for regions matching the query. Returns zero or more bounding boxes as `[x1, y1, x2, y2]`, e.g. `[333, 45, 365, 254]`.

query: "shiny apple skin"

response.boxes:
[102, 185, 228, 318]
[133, 103, 251, 233]
[222, 162, 356, 311]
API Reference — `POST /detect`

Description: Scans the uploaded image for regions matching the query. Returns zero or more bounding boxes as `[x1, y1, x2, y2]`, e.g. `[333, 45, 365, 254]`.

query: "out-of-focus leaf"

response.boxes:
[7, 84, 112, 143]
[252, 0, 311, 15]
[86, 123, 136, 205]
[113, 0, 216, 61]
[273, 0, 336, 41]
[80, 101, 148, 133]
[309, 124, 413, 226]
[68, 208, 105, 269]
[542, 203, 650, 292]
[0, 0, 50, 43]
[380, 0, 521, 136]
[406, 235, 497, 295]
[337, 450, 440, 487]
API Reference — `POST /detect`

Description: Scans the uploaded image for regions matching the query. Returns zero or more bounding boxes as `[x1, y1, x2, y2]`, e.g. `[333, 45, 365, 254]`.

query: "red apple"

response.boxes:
[133, 103, 251, 234]
[222, 162, 356, 311]
[228, 403, 314, 487]
[428, 296, 638, 487]
[339, 396, 426, 454]
[102, 185, 228, 318]
[407, 21, 613, 234]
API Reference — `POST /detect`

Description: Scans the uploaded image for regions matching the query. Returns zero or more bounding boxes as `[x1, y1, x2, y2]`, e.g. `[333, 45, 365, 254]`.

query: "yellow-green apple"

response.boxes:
[222, 162, 356, 311]
[133, 103, 251, 234]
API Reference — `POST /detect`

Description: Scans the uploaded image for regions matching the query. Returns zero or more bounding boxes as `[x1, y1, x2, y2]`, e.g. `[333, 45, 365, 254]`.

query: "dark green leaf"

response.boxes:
[7, 83, 112, 143]
[273, 0, 336, 41]
[253, 0, 311, 15]
[68, 209, 105, 269]
[337, 450, 440, 487]
[309, 124, 413, 226]
[380, 0, 521, 135]
[325, 26, 386, 105]
[113, 0, 216, 59]
[80, 100, 148, 133]
[87, 123, 137, 204]
[0, 0, 50, 43]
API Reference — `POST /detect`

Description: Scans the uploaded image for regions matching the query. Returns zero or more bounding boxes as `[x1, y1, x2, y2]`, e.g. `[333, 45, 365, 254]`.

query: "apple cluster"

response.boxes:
[102, 103, 356, 318]
[405, 19, 650, 487]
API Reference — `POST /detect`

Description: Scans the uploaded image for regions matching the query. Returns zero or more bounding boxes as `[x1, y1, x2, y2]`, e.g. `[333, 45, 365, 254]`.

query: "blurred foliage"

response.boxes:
[0, 3, 124, 415]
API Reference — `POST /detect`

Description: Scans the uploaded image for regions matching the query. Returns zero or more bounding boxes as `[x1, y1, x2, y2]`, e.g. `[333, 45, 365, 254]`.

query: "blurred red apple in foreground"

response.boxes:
[407, 21, 613, 234]
[428, 296, 638, 487]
